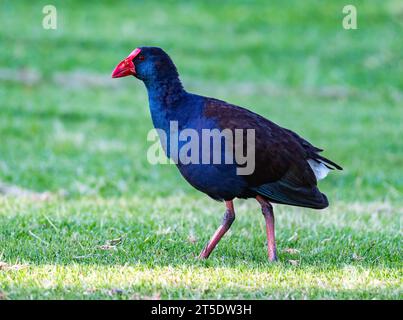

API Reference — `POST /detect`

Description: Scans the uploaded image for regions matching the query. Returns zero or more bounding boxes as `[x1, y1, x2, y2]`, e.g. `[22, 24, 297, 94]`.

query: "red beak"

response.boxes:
[111, 48, 141, 78]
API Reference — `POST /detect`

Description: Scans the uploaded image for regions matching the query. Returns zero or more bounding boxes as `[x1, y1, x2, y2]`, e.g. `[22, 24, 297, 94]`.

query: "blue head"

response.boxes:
[112, 46, 180, 84]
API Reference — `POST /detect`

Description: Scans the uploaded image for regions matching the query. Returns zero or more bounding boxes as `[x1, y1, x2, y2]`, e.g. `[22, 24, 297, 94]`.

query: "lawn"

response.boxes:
[0, 0, 402, 299]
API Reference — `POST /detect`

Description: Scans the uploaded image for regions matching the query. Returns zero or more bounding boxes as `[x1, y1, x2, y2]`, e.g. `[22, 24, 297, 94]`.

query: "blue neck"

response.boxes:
[144, 76, 187, 130]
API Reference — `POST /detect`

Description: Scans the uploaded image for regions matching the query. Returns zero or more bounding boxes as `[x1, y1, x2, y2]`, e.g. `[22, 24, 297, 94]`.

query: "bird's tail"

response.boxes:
[313, 154, 343, 171]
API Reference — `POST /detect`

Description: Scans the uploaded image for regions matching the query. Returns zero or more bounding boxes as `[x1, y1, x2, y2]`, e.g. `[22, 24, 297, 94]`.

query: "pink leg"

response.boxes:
[256, 196, 278, 262]
[198, 200, 235, 259]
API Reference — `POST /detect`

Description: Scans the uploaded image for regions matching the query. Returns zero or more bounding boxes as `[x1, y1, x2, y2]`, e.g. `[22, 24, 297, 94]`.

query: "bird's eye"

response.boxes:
[137, 55, 145, 61]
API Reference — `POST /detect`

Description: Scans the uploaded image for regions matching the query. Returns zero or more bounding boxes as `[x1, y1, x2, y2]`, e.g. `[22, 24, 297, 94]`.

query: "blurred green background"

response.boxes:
[0, 0, 401, 299]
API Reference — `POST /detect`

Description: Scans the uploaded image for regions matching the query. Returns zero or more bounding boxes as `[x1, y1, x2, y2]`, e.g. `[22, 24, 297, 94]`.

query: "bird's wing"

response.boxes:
[203, 98, 332, 208]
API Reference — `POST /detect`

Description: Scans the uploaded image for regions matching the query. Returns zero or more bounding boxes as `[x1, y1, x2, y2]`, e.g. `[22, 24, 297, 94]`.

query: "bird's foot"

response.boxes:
[198, 245, 210, 260]
[268, 255, 278, 262]
[268, 248, 278, 262]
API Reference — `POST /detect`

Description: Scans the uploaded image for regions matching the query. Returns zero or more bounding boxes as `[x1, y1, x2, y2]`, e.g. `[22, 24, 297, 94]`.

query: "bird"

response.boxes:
[112, 46, 342, 262]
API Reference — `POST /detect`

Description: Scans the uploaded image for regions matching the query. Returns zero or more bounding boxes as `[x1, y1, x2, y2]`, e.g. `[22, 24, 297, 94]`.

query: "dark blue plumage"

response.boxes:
[112, 46, 342, 261]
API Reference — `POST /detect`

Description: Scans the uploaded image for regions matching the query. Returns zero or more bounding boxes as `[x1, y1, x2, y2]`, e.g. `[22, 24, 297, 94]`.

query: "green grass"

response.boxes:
[0, 0, 402, 299]
[0, 197, 401, 299]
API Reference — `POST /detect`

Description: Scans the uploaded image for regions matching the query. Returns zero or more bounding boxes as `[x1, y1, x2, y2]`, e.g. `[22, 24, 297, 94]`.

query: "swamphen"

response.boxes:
[112, 47, 342, 261]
